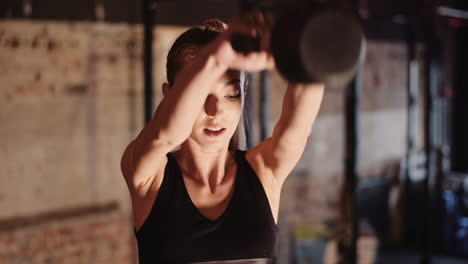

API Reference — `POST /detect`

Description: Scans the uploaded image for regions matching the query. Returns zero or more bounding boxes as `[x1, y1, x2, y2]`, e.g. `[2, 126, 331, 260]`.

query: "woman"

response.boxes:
[121, 12, 324, 263]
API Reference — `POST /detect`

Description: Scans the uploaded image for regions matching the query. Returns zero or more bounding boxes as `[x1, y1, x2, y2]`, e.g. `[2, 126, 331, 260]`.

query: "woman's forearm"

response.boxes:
[273, 82, 325, 145]
[136, 43, 229, 150]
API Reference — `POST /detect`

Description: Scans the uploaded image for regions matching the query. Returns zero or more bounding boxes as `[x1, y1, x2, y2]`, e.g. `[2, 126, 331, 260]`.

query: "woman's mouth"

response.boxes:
[204, 128, 226, 137]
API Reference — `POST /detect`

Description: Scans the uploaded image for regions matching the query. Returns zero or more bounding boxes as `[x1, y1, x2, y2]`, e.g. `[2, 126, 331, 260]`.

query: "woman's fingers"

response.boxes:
[230, 51, 275, 72]
[212, 10, 275, 72]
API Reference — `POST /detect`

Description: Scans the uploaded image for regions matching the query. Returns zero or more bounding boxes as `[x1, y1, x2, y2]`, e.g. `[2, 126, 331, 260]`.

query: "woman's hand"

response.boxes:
[204, 11, 275, 72]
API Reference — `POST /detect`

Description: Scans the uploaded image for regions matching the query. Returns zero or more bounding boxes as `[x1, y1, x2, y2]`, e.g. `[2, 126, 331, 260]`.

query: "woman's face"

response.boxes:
[188, 70, 244, 151]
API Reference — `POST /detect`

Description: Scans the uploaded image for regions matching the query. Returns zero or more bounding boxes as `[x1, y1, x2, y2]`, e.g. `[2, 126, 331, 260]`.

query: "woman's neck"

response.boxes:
[174, 143, 235, 188]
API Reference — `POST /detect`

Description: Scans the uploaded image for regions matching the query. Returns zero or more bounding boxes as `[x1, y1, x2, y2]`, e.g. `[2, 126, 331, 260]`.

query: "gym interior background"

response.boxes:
[0, 0, 467, 263]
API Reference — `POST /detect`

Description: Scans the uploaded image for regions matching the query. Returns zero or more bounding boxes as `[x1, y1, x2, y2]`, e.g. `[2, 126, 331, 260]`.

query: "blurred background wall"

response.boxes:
[0, 17, 411, 263]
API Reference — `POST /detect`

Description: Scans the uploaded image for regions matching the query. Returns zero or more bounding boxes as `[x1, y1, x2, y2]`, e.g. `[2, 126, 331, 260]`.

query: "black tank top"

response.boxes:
[133, 149, 278, 264]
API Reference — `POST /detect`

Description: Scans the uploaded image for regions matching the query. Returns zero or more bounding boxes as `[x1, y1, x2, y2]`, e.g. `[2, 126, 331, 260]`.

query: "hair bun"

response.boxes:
[199, 19, 227, 32]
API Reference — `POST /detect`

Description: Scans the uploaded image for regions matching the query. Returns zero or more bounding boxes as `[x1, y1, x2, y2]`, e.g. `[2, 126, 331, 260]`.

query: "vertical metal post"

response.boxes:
[246, 73, 254, 149]
[260, 70, 269, 141]
[421, 7, 437, 263]
[339, 1, 361, 263]
[421, 42, 431, 264]
[451, 19, 468, 173]
[341, 68, 361, 264]
[143, 0, 156, 123]
[406, 22, 418, 185]
[404, 19, 423, 250]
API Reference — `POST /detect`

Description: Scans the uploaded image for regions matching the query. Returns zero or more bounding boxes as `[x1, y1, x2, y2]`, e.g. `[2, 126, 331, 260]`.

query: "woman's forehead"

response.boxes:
[221, 70, 245, 86]
[225, 70, 242, 79]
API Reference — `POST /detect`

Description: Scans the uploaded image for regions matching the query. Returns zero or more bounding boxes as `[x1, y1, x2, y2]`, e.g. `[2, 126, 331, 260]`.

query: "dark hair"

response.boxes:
[166, 19, 227, 87]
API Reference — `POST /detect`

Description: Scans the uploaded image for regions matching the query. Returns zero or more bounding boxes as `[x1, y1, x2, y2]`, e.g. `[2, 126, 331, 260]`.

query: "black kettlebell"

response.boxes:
[231, 2, 365, 87]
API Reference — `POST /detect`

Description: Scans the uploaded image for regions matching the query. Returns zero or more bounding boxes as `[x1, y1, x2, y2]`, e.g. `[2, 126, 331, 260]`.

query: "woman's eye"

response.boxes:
[225, 80, 241, 99]
[226, 92, 241, 99]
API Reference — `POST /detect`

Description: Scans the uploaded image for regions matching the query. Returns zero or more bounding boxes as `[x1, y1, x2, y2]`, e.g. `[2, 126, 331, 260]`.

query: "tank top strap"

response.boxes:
[155, 151, 188, 213]
[164, 151, 186, 195]
[159, 152, 176, 194]
[134, 151, 180, 236]
[234, 149, 255, 181]
[233, 149, 278, 230]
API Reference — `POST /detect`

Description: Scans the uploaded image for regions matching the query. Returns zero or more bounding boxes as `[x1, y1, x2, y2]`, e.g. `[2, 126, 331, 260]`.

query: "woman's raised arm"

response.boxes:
[121, 12, 275, 197]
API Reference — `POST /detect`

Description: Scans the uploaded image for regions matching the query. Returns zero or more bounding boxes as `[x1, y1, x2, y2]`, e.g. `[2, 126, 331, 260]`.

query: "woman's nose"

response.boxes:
[204, 94, 224, 117]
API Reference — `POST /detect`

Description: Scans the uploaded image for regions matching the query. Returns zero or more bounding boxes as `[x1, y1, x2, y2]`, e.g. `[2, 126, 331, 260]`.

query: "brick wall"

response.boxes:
[0, 203, 135, 264]
[0, 20, 160, 264]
